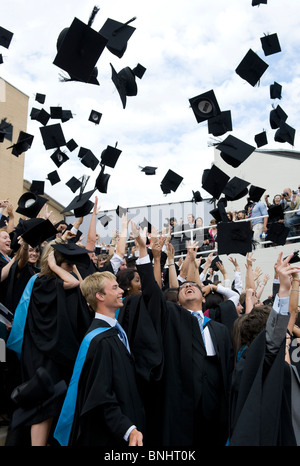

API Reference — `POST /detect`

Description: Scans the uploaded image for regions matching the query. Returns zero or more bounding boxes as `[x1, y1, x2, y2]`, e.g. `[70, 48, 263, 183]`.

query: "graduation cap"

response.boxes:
[50, 149, 69, 168]
[139, 217, 152, 233]
[223, 176, 250, 201]
[99, 17, 136, 58]
[208, 110, 232, 136]
[66, 176, 82, 193]
[21, 218, 58, 248]
[53, 12, 108, 83]
[16, 192, 48, 218]
[80, 149, 99, 171]
[10, 367, 67, 431]
[110, 63, 146, 108]
[217, 135, 255, 168]
[266, 222, 290, 246]
[267, 204, 284, 221]
[284, 251, 300, 263]
[248, 184, 266, 202]
[269, 105, 288, 129]
[270, 81, 282, 99]
[66, 139, 78, 152]
[260, 33, 281, 56]
[217, 221, 253, 256]
[235, 49, 269, 86]
[192, 190, 203, 203]
[50, 106, 63, 119]
[0, 26, 13, 49]
[7, 131, 34, 156]
[202, 165, 230, 199]
[95, 165, 110, 193]
[88, 109, 102, 124]
[40, 123, 66, 150]
[160, 169, 183, 194]
[98, 214, 113, 227]
[274, 121, 296, 146]
[101, 144, 122, 168]
[0, 118, 13, 142]
[252, 0, 267, 5]
[61, 109, 73, 122]
[35, 93, 46, 104]
[30, 180, 45, 195]
[210, 198, 228, 224]
[51, 241, 93, 268]
[254, 130, 268, 148]
[116, 205, 127, 217]
[61, 189, 96, 217]
[47, 170, 61, 186]
[140, 166, 157, 175]
[30, 107, 50, 126]
[189, 89, 221, 124]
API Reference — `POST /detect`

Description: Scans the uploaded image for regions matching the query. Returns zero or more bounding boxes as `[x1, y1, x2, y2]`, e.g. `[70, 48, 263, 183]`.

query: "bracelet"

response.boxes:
[291, 289, 299, 292]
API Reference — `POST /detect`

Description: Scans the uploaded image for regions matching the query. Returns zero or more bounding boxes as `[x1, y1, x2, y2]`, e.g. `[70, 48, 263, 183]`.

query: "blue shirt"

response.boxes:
[251, 201, 268, 226]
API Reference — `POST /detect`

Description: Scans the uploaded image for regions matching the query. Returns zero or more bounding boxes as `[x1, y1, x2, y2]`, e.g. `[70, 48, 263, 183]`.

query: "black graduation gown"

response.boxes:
[5, 260, 39, 313]
[69, 318, 146, 446]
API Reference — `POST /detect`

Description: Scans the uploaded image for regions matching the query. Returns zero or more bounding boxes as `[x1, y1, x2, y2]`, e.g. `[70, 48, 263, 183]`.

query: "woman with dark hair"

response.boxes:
[116, 268, 141, 297]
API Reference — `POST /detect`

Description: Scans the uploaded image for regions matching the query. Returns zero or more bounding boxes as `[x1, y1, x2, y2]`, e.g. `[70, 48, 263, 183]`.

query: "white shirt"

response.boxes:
[186, 309, 216, 356]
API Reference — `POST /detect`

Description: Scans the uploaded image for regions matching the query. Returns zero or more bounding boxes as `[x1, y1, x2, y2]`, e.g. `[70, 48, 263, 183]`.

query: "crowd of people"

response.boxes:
[0, 191, 300, 447]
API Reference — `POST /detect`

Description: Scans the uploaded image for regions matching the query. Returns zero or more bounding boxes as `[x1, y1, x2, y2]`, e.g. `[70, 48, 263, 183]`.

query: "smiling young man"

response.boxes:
[54, 271, 145, 447]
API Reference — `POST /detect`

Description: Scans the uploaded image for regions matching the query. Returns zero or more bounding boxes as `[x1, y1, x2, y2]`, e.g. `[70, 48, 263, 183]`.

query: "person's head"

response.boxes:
[80, 271, 124, 315]
[39, 240, 74, 277]
[164, 287, 179, 303]
[227, 211, 233, 221]
[209, 219, 217, 227]
[202, 291, 224, 311]
[116, 268, 141, 296]
[195, 217, 203, 227]
[239, 305, 271, 348]
[97, 253, 111, 268]
[273, 194, 281, 205]
[169, 217, 177, 227]
[90, 251, 98, 265]
[236, 210, 246, 220]
[0, 229, 11, 255]
[177, 281, 204, 310]
[187, 214, 195, 224]
[282, 188, 292, 199]
[28, 245, 41, 266]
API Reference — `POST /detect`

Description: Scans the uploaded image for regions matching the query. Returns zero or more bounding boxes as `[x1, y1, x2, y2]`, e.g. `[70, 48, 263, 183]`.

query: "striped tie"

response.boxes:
[192, 311, 206, 347]
[115, 321, 131, 353]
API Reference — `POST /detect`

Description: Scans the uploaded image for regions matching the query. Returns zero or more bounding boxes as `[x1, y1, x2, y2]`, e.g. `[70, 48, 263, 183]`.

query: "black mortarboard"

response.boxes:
[98, 214, 113, 227]
[0, 118, 13, 142]
[61, 110, 73, 122]
[254, 130, 268, 148]
[35, 93, 46, 104]
[7, 131, 34, 157]
[30, 107, 50, 126]
[51, 241, 92, 267]
[284, 251, 300, 263]
[16, 192, 48, 218]
[101, 144, 122, 168]
[116, 205, 127, 217]
[269, 105, 288, 129]
[217, 135, 255, 167]
[140, 166, 157, 175]
[40, 123, 66, 150]
[88, 109, 102, 124]
[53, 17, 108, 83]
[274, 121, 296, 146]
[80, 149, 99, 170]
[260, 33, 281, 56]
[270, 81, 282, 99]
[266, 222, 289, 246]
[21, 218, 58, 248]
[211, 255, 223, 271]
[66, 176, 82, 193]
[249, 184, 266, 202]
[61, 189, 96, 217]
[192, 190, 203, 203]
[30, 180, 45, 195]
[189, 89, 221, 124]
[50, 106, 63, 119]
[268, 204, 284, 221]
[160, 169, 183, 194]
[210, 197, 228, 223]
[202, 165, 230, 199]
[110, 63, 146, 108]
[50, 149, 69, 168]
[235, 49, 269, 86]
[208, 110, 232, 136]
[47, 170, 60, 185]
[99, 17, 136, 58]
[0, 26, 13, 48]
[95, 165, 110, 193]
[252, 0, 267, 5]
[217, 221, 253, 256]
[223, 176, 250, 201]
[66, 139, 78, 152]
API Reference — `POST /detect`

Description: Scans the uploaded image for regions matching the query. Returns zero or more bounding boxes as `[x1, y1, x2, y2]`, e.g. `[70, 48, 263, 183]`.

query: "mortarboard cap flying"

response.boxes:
[223, 176, 250, 201]
[192, 190, 203, 203]
[95, 165, 110, 193]
[217, 135, 255, 168]
[66, 176, 82, 193]
[160, 169, 183, 194]
[140, 166, 157, 175]
[254, 130, 268, 148]
[252, 0, 267, 5]
[35, 93, 46, 104]
[66, 139, 78, 152]
[98, 214, 113, 227]
[217, 221, 253, 256]
[202, 165, 230, 199]
[50, 106, 63, 120]
[249, 184, 266, 202]
[274, 121, 296, 146]
[7, 131, 34, 157]
[0, 26, 13, 48]
[88, 110, 102, 124]
[53, 12, 108, 83]
[101, 144, 122, 168]
[80, 149, 99, 171]
[16, 192, 48, 218]
[110, 63, 146, 109]
[30, 108, 50, 126]
[40, 123, 66, 150]
[30, 180, 45, 196]
[268, 204, 284, 221]
[235, 49, 269, 87]
[50, 149, 69, 168]
[116, 205, 127, 217]
[0, 118, 13, 142]
[270, 81, 282, 100]
[260, 33, 281, 56]
[47, 170, 60, 186]
[266, 222, 289, 246]
[208, 110, 232, 136]
[61, 189, 96, 217]
[189, 90, 221, 124]
[269, 105, 288, 129]
[21, 218, 58, 248]
[99, 17, 136, 58]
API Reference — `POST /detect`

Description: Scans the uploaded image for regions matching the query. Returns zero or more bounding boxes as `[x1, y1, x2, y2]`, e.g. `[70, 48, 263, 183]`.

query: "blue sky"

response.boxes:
[0, 0, 300, 211]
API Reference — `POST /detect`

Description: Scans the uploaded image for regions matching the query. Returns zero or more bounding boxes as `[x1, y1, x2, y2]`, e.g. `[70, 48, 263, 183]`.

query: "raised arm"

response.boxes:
[85, 196, 100, 253]
[47, 250, 80, 289]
